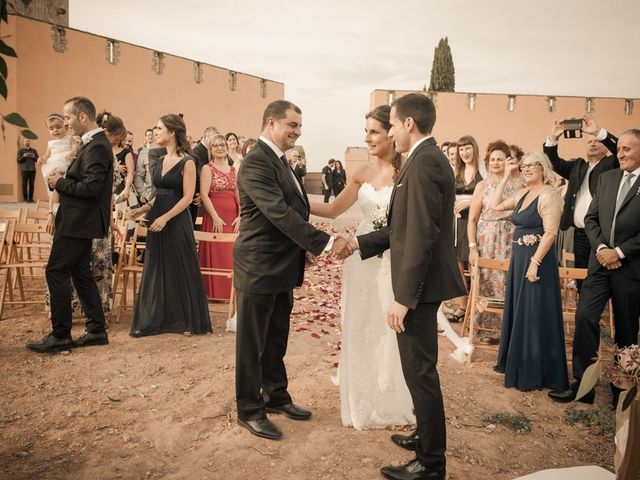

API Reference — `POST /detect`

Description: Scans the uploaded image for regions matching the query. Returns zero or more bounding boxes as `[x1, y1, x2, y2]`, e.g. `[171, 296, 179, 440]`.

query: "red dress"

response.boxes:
[198, 163, 239, 300]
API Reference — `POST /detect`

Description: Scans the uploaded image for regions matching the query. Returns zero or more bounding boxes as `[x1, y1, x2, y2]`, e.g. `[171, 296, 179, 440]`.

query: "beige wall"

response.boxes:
[2, 15, 284, 201]
[369, 89, 639, 162]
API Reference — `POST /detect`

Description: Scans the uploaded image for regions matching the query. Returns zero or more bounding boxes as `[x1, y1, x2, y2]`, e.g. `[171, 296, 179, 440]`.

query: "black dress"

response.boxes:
[496, 195, 569, 391]
[130, 155, 212, 337]
[455, 171, 483, 262]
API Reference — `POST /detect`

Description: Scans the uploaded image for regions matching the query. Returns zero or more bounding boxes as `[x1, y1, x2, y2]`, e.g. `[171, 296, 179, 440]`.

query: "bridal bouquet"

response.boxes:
[371, 205, 387, 258]
[612, 344, 640, 406]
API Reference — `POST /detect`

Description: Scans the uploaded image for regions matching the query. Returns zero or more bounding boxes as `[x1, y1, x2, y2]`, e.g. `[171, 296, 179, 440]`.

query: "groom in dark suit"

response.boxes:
[337, 93, 465, 480]
[549, 129, 640, 406]
[27, 96, 113, 353]
[234, 100, 333, 440]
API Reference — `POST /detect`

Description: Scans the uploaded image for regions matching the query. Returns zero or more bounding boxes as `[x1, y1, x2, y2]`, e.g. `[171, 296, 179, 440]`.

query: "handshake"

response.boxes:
[305, 233, 359, 266]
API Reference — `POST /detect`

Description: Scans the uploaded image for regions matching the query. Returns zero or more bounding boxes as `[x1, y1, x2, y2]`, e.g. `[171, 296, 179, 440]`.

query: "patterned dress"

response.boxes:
[473, 178, 518, 338]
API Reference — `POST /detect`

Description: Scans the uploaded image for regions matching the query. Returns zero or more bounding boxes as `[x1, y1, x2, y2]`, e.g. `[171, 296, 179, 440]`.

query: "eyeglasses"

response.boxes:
[211, 143, 227, 148]
[519, 161, 542, 171]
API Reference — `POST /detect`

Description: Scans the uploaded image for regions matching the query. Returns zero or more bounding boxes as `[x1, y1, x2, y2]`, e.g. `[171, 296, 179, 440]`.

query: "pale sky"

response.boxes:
[70, 0, 640, 170]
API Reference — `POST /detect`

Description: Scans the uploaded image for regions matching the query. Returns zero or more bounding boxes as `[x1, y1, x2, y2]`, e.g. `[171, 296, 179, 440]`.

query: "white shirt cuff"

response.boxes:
[615, 247, 625, 259]
[596, 244, 608, 252]
[545, 137, 559, 147]
[323, 236, 334, 252]
[595, 128, 608, 141]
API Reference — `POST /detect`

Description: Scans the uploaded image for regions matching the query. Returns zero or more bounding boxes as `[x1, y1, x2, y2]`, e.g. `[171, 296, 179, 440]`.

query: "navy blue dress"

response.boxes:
[131, 156, 212, 337]
[496, 195, 569, 391]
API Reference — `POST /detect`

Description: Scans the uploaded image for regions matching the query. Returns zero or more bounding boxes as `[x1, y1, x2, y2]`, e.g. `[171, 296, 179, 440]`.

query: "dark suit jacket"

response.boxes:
[54, 130, 113, 239]
[234, 140, 330, 294]
[357, 138, 466, 308]
[544, 132, 618, 230]
[191, 142, 209, 193]
[585, 168, 640, 279]
[321, 165, 334, 188]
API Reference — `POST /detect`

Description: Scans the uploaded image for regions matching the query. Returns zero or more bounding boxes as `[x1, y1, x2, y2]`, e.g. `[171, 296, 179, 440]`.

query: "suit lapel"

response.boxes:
[258, 140, 308, 206]
[388, 138, 435, 214]
[617, 171, 640, 212]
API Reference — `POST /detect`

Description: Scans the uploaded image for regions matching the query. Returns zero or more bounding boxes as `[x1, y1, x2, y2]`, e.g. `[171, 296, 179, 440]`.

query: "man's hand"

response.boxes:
[387, 301, 409, 333]
[606, 260, 622, 270]
[47, 171, 63, 189]
[192, 194, 202, 207]
[46, 213, 55, 235]
[550, 120, 565, 142]
[581, 114, 601, 136]
[596, 247, 621, 268]
[305, 251, 317, 266]
[332, 234, 357, 260]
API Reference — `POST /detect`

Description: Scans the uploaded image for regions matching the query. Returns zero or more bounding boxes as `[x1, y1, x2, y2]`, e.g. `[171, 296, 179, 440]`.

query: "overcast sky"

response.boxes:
[70, 0, 640, 170]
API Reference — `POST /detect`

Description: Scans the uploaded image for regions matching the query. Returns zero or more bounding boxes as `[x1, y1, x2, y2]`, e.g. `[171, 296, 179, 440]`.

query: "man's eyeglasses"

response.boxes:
[519, 161, 541, 171]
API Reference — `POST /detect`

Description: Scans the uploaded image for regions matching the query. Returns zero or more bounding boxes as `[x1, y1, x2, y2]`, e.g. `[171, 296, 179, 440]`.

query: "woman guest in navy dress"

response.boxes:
[130, 114, 211, 337]
[198, 134, 240, 300]
[490, 151, 569, 392]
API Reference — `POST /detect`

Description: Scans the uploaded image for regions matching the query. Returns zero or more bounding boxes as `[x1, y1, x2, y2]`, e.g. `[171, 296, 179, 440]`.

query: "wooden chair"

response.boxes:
[461, 257, 510, 355]
[112, 223, 147, 323]
[16, 209, 51, 270]
[0, 222, 49, 319]
[558, 267, 588, 337]
[194, 231, 237, 320]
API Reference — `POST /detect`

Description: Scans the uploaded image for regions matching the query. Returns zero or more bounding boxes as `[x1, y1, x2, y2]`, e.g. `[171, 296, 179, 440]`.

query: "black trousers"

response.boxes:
[572, 228, 591, 291]
[333, 183, 345, 197]
[572, 267, 640, 380]
[21, 170, 35, 201]
[45, 235, 106, 338]
[396, 302, 446, 469]
[323, 187, 333, 203]
[235, 289, 294, 420]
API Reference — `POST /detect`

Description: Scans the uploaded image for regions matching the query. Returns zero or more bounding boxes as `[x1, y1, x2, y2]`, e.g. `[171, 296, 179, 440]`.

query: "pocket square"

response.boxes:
[396, 183, 403, 188]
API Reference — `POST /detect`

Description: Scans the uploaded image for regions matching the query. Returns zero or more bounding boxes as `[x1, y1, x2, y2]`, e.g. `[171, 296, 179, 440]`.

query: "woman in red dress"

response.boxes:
[198, 134, 240, 300]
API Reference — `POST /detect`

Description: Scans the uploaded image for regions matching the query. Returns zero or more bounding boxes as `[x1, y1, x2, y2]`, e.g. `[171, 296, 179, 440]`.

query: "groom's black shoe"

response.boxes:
[73, 330, 109, 348]
[237, 418, 282, 440]
[390, 430, 420, 451]
[380, 458, 445, 480]
[548, 381, 595, 404]
[26, 333, 73, 353]
[266, 403, 312, 420]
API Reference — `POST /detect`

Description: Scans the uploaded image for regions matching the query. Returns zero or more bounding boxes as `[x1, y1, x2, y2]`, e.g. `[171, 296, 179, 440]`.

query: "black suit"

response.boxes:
[572, 168, 640, 381]
[321, 165, 334, 203]
[544, 133, 619, 279]
[358, 138, 465, 469]
[46, 130, 114, 337]
[234, 139, 330, 420]
[190, 142, 209, 225]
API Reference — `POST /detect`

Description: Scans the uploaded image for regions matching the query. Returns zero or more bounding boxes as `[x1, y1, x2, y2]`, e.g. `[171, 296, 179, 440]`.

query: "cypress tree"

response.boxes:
[428, 37, 455, 92]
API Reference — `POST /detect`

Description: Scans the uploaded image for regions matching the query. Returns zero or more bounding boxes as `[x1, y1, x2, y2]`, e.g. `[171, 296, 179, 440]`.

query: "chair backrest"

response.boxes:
[561, 249, 575, 268]
[126, 223, 148, 266]
[558, 267, 588, 281]
[12, 222, 48, 235]
[0, 209, 23, 221]
[475, 257, 510, 272]
[22, 209, 49, 224]
[193, 231, 238, 244]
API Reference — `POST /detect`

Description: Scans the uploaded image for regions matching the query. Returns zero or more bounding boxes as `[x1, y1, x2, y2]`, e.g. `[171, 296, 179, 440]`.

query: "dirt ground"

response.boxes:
[0, 213, 616, 480]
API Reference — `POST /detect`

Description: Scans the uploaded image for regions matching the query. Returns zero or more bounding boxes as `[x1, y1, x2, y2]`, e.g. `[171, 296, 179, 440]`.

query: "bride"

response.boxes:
[310, 105, 415, 430]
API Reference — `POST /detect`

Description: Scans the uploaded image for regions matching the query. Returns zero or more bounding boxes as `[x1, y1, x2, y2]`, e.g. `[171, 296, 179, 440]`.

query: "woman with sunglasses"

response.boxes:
[489, 151, 568, 392]
[198, 134, 240, 301]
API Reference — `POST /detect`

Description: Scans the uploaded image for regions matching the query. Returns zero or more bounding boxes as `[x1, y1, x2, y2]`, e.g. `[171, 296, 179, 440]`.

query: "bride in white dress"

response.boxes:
[311, 105, 415, 430]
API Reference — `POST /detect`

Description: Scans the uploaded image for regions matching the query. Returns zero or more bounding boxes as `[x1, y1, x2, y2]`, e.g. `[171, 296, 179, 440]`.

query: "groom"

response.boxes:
[337, 93, 465, 480]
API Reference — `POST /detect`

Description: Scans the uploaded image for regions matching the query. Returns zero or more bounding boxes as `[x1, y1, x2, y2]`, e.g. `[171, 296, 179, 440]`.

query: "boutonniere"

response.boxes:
[636, 186, 640, 196]
[81, 135, 94, 146]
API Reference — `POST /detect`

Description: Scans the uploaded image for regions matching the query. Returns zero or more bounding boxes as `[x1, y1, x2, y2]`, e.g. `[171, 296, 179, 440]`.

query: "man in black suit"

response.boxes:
[321, 158, 335, 203]
[544, 115, 618, 289]
[337, 94, 465, 480]
[549, 129, 640, 406]
[27, 96, 113, 353]
[234, 100, 335, 441]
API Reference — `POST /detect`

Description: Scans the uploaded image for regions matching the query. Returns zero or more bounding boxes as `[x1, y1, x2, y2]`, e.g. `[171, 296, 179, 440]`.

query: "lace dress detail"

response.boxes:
[42, 136, 73, 179]
[338, 182, 415, 430]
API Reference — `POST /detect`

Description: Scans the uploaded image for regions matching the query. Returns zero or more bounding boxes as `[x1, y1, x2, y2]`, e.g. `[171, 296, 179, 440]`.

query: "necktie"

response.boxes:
[610, 173, 635, 245]
[281, 156, 303, 195]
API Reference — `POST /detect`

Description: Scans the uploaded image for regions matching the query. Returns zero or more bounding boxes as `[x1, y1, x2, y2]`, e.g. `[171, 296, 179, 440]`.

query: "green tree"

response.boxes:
[428, 37, 455, 92]
[1, 0, 37, 140]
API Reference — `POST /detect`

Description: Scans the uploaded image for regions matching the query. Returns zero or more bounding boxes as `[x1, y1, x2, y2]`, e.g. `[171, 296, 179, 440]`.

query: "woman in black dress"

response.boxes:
[332, 160, 347, 196]
[130, 114, 211, 337]
[490, 152, 568, 392]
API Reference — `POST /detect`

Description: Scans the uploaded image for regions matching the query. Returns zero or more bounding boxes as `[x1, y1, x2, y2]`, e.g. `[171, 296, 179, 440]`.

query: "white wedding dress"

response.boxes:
[337, 182, 415, 430]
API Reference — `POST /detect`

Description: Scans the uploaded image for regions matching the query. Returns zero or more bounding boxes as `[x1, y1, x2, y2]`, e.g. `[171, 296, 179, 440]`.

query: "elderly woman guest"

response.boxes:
[490, 152, 568, 392]
[449, 135, 483, 322]
[198, 134, 240, 300]
[467, 140, 523, 343]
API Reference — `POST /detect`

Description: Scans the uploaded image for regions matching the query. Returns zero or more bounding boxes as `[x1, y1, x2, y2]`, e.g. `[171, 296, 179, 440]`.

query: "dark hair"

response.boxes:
[484, 140, 511, 169]
[145, 128, 154, 135]
[261, 100, 301, 129]
[391, 93, 436, 135]
[46, 113, 64, 124]
[225, 132, 239, 143]
[98, 110, 126, 146]
[365, 104, 402, 178]
[328, 159, 335, 165]
[64, 96, 97, 121]
[447, 141, 458, 151]
[456, 135, 479, 181]
[241, 138, 257, 156]
[334, 160, 343, 171]
[441, 141, 451, 149]
[159, 114, 191, 156]
[509, 144, 524, 161]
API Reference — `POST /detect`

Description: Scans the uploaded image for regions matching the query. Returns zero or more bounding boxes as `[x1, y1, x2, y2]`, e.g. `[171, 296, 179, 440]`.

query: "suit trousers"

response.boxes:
[236, 289, 294, 420]
[46, 235, 106, 338]
[572, 228, 590, 291]
[21, 171, 35, 201]
[323, 188, 332, 203]
[396, 302, 446, 469]
[572, 267, 640, 380]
